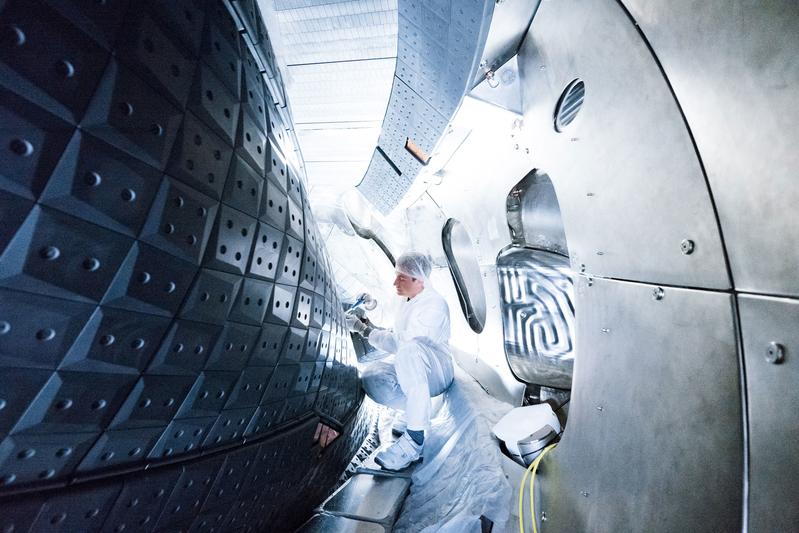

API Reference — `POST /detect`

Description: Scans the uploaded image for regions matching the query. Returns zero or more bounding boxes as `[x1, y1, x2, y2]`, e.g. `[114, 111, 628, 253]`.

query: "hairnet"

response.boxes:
[395, 252, 432, 281]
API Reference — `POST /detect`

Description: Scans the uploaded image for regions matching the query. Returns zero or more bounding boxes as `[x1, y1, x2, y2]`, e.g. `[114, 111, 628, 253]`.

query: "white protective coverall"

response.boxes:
[361, 285, 454, 431]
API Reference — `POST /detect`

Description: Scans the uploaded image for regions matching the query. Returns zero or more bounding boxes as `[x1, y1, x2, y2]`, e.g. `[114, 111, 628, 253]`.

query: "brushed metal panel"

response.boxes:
[517, 0, 730, 289]
[322, 473, 410, 523]
[541, 276, 741, 532]
[623, 1, 799, 297]
[738, 294, 799, 532]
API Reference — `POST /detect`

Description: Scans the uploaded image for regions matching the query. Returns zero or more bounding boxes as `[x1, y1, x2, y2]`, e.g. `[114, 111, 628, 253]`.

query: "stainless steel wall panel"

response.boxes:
[542, 276, 741, 532]
[622, 0, 799, 296]
[738, 294, 799, 532]
[517, 0, 730, 289]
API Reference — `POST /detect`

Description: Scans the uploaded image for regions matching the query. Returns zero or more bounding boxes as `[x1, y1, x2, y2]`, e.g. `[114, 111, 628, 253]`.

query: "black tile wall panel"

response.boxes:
[0, 0, 110, 123]
[175, 371, 239, 419]
[0, 1, 365, 530]
[264, 138, 287, 193]
[168, 111, 233, 200]
[200, 19, 241, 98]
[139, 177, 219, 265]
[76, 425, 163, 472]
[115, 10, 197, 109]
[187, 65, 240, 147]
[11, 370, 137, 435]
[0, 494, 42, 532]
[0, 87, 74, 200]
[0, 205, 134, 303]
[0, 288, 96, 369]
[30, 482, 122, 532]
[202, 205, 256, 275]
[265, 283, 296, 326]
[148, 416, 216, 459]
[228, 277, 272, 326]
[110, 374, 197, 430]
[103, 241, 199, 317]
[100, 466, 182, 531]
[202, 406, 255, 448]
[40, 131, 163, 238]
[247, 221, 283, 281]
[0, 431, 97, 486]
[82, 59, 182, 171]
[58, 306, 171, 374]
[236, 106, 267, 174]
[224, 367, 272, 409]
[146, 319, 222, 376]
[249, 322, 286, 367]
[203, 321, 259, 371]
[260, 176, 288, 231]
[0, 368, 52, 438]
[223, 155, 263, 217]
[279, 326, 306, 363]
[147, 0, 205, 58]
[153, 456, 224, 531]
[276, 233, 303, 287]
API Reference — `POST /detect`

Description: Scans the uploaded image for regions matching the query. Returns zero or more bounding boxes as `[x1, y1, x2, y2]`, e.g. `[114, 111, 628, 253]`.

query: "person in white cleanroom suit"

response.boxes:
[345, 252, 454, 471]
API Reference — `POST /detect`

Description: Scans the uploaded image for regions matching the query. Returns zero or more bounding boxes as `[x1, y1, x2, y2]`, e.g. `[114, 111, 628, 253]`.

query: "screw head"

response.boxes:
[680, 239, 695, 255]
[765, 342, 785, 364]
[652, 287, 665, 301]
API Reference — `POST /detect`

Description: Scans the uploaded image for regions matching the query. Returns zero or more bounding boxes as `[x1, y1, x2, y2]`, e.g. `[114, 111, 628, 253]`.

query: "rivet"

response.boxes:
[121, 188, 136, 202]
[6, 24, 26, 46]
[165, 281, 176, 294]
[131, 338, 145, 350]
[150, 123, 163, 136]
[83, 170, 102, 187]
[36, 328, 56, 341]
[83, 257, 101, 271]
[39, 469, 56, 479]
[99, 334, 115, 346]
[138, 271, 151, 284]
[55, 398, 73, 410]
[39, 246, 60, 261]
[163, 223, 175, 235]
[119, 101, 134, 116]
[50, 512, 66, 524]
[102, 451, 114, 461]
[0, 321, 10, 335]
[17, 448, 35, 459]
[680, 239, 695, 255]
[581, 490, 589, 497]
[1, 473, 17, 485]
[9, 138, 33, 156]
[91, 399, 107, 410]
[765, 342, 785, 364]
[0, 399, 5, 410]
[587, 277, 594, 287]
[601, 328, 610, 333]
[541, 511, 547, 522]
[129, 447, 141, 456]
[55, 447, 72, 458]
[85, 508, 99, 519]
[55, 59, 75, 79]
[596, 405, 604, 411]
[652, 287, 665, 301]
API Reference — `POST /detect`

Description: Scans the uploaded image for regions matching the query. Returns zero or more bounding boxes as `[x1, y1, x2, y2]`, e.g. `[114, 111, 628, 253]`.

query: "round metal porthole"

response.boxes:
[554, 78, 585, 132]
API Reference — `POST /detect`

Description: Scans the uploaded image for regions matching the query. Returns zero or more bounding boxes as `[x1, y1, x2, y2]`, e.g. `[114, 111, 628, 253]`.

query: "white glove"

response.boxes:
[345, 312, 368, 334]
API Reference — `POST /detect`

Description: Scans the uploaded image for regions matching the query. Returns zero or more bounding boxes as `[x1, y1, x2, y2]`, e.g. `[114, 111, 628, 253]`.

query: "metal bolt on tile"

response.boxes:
[601, 328, 610, 333]
[541, 511, 548, 522]
[680, 239, 695, 255]
[766, 342, 785, 364]
[652, 287, 665, 301]
[596, 405, 604, 412]
[581, 491, 590, 497]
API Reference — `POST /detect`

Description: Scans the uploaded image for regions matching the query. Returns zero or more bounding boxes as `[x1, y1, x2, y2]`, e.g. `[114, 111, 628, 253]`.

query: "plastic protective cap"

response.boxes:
[395, 252, 432, 281]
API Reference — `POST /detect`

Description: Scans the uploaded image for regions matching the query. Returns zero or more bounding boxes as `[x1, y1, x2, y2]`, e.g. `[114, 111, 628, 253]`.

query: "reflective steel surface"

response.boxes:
[442, 218, 487, 333]
[497, 247, 574, 389]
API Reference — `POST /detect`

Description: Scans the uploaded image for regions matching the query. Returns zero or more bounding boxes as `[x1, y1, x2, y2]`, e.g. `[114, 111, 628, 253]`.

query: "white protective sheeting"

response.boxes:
[392, 365, 514, 533]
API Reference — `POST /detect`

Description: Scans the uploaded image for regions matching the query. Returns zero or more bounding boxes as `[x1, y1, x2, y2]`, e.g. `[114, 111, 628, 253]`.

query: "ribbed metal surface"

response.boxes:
[554, 78, 585, 132]
[497, 247, 574, 389]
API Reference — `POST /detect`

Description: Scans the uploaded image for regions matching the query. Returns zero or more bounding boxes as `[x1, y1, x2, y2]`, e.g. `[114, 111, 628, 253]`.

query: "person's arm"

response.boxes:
[367, 326, 398, 353]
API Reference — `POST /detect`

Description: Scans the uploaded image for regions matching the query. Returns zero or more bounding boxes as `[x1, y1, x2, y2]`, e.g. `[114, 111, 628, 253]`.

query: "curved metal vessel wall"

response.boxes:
[518, 0, 799, 530]
[0, 0, 363, 530]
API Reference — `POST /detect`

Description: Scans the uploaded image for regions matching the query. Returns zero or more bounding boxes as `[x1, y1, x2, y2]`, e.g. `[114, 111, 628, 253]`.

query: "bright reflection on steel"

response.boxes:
[497, 247, 574, 389]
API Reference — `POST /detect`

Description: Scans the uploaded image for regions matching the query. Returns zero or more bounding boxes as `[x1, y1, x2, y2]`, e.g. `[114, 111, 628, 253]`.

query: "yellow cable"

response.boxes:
[518, 456, 537, 533]
[517, 443, 558, 533]
[530, 443, 557, 533]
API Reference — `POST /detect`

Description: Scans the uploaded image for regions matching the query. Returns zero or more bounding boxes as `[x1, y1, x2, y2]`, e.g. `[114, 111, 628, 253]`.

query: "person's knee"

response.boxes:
[360, 362, 403, 407]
